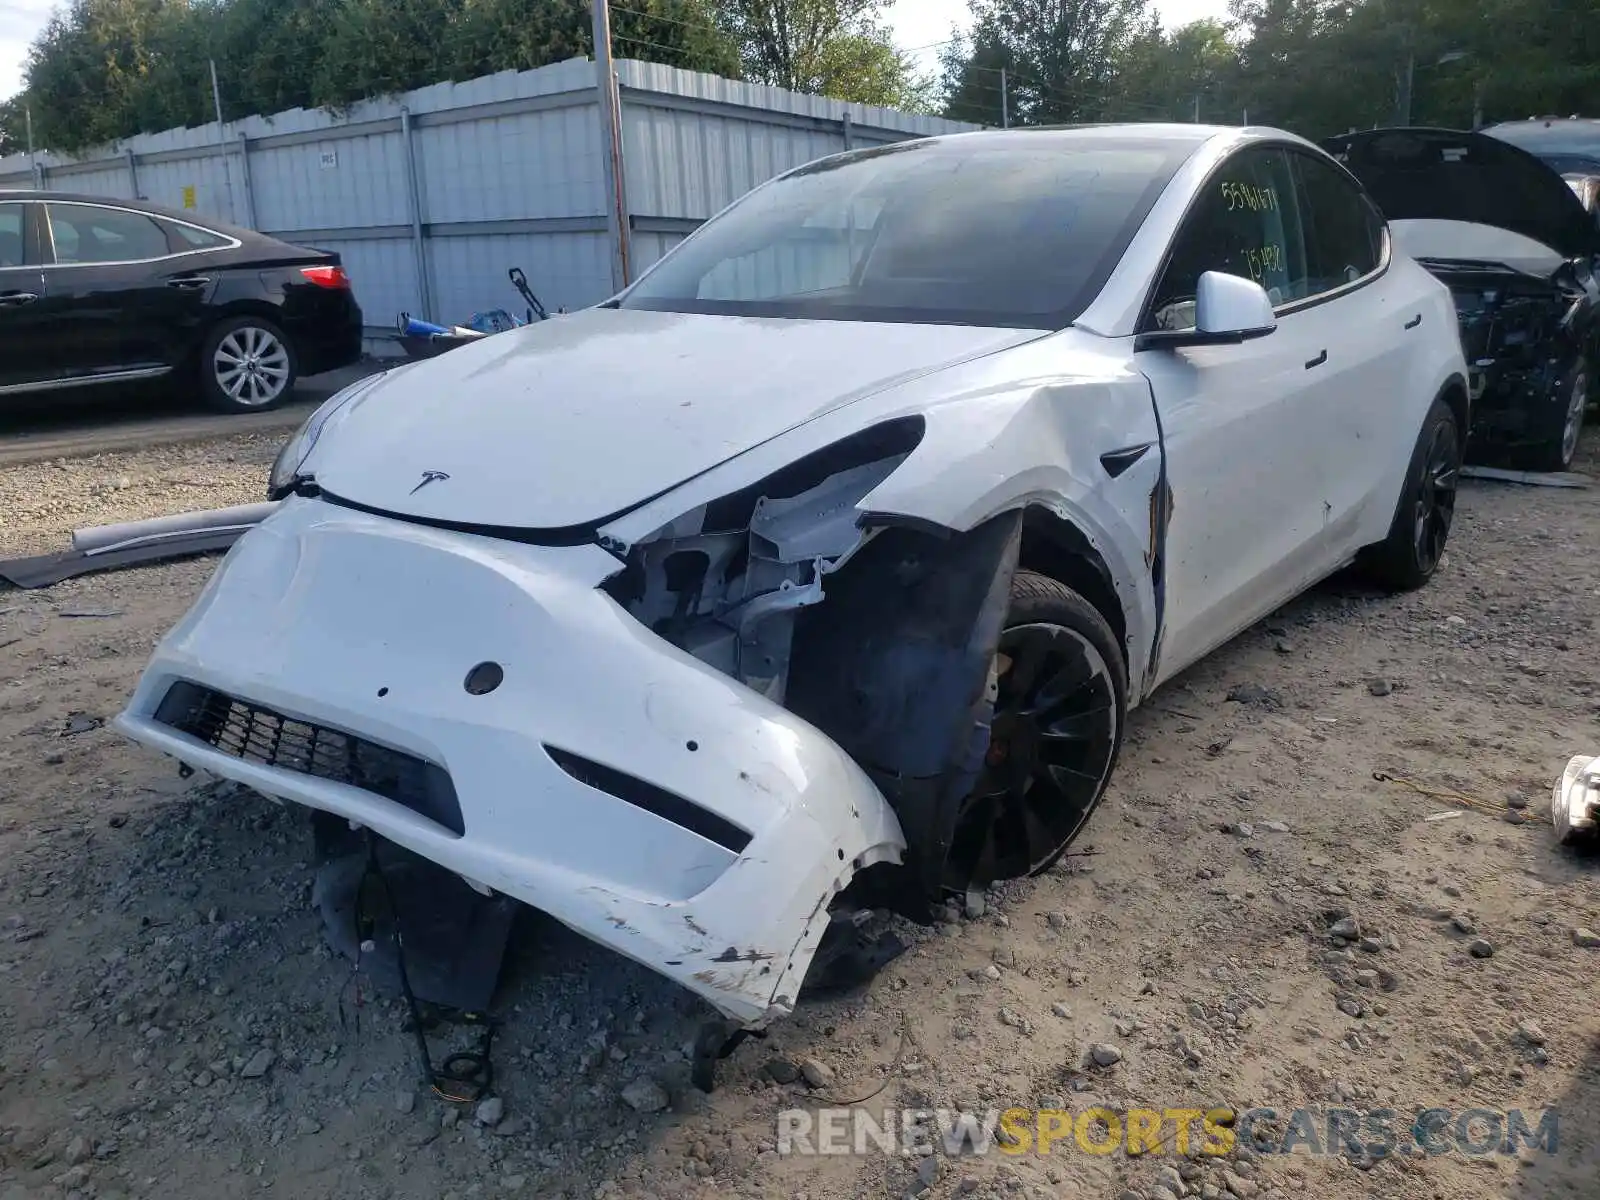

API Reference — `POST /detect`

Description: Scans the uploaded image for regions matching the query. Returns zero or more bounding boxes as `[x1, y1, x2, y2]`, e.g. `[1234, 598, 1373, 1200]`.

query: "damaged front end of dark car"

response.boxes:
[1325, 127, 1600, 470]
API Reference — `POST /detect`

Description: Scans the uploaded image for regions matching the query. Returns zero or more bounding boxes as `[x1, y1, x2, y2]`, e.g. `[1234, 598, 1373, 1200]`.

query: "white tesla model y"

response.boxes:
[117, 124, 1469, 1032]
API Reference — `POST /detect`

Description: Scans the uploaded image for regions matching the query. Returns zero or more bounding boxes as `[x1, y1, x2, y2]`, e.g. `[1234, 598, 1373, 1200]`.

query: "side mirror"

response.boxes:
[1195, 271, 1278, 339]
[1137, 270, 1277, 350]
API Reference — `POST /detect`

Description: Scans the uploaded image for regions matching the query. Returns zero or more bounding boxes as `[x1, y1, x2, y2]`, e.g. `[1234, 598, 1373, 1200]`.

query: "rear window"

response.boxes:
[161, 220, 232, 251]
[620, 137, 1194, 329]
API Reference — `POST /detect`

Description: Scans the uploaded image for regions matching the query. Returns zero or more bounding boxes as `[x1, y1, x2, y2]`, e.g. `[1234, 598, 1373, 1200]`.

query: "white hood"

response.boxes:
[310, 308, 1043, 531]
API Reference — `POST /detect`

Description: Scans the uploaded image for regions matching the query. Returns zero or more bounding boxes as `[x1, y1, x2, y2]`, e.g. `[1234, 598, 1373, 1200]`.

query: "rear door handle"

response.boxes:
[166, 277, 211, 291]
[1305, 349, 1328, 369]
[1404, 313, 1422, 330]
[0, 291, 38, 307]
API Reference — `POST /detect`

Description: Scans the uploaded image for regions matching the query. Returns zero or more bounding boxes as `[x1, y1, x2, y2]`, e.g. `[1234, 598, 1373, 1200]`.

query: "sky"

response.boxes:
[0, 0, 1234, 105]
[885, 0, 1233, 77]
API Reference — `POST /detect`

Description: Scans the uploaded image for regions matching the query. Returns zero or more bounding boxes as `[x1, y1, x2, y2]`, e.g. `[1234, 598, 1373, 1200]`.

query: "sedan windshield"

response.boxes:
[619, 135, 1193, 329]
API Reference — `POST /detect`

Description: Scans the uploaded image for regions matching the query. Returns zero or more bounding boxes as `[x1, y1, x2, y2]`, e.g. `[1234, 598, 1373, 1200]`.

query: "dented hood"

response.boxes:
[310, 307, 1042, 532]
[1321, 127, 1600, 261]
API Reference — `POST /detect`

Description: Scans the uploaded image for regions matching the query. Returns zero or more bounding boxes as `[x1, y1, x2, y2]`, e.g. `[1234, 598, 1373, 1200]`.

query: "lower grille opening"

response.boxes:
[543, 745, 751, 854]
[153, 681, 464, 837]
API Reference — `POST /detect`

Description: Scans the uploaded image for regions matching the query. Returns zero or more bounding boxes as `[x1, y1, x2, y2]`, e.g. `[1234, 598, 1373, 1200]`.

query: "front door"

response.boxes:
[1135, 145, 1335, 684]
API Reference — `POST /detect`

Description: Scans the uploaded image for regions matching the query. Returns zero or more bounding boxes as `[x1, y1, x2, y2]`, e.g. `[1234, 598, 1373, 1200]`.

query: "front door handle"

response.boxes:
[1404, 313, 1422, 330]
[0, 291, 39, 307]
[166, 277, 211, 291]
[1305, 349, 1328, 369]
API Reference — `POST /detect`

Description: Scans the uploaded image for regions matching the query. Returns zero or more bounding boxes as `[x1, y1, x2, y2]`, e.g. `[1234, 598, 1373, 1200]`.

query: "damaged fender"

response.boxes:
[597, 343, 1165, 910]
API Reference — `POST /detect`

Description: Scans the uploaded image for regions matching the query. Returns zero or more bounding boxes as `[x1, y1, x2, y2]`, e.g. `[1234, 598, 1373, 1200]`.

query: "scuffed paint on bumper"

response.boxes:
[114, 498, 906, 1025]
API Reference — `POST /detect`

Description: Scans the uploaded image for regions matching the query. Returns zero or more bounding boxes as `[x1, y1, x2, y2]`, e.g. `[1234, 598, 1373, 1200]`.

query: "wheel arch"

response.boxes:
[182, 301, 296, 368]
[1436, 371, 1470, 440]
[1015, 504, 1132, 686]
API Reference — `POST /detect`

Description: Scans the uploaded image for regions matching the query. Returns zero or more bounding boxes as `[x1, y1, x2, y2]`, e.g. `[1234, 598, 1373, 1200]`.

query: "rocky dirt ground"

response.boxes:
[1, 429, 1598, 1200]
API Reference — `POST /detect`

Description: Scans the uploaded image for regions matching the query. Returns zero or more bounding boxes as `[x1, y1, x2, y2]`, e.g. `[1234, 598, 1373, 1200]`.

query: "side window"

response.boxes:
[0, 204, 24, 268]
[160, 220, 232, 252]
[47, 203, 171, 265]
[1148, 147, 1311, 331]
[1293, 153, 1383, 295]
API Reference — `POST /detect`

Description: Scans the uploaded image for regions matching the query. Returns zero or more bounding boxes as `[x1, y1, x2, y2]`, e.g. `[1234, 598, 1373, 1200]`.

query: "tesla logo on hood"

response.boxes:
[410, 470, 451, 495]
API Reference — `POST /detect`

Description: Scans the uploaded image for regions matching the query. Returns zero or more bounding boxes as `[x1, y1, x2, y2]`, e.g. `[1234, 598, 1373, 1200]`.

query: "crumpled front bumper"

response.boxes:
[115, 498, 906, 1026]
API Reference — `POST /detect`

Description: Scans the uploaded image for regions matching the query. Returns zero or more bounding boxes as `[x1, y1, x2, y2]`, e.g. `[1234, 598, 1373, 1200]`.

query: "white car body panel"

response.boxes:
[116, 123, 1471, 1028]
[116, 499, 905, 1026]
[309, 309, 1042, 529]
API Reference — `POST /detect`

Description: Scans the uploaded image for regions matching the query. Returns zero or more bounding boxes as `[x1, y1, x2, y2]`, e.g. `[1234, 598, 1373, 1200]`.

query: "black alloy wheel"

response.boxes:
[943, 572, 1125, 892]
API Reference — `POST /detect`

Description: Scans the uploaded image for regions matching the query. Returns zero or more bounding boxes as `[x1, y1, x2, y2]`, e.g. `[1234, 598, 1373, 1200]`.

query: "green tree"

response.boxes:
[0, 97, 26, 158]
[939, 24, 1013, 125]
[939, 0, 1157, 126]
[1112, 17, 1240, 123]
[25, 0, 193, 151]
[716, 0, 921, 106]
[20, 0, 913, 151]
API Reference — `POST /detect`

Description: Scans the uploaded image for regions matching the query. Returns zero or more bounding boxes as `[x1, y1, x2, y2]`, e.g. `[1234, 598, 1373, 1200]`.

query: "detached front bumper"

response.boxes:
[116, 498, 905, 1025]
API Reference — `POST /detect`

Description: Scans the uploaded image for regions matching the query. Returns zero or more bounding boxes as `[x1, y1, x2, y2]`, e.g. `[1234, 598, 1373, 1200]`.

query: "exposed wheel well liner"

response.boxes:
[1437, 374, 1469, 439]
[1016, 506, 1129, 675]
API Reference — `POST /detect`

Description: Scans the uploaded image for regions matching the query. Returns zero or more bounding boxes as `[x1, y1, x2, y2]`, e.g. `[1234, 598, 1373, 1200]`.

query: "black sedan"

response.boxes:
[0, 191, 363, 413]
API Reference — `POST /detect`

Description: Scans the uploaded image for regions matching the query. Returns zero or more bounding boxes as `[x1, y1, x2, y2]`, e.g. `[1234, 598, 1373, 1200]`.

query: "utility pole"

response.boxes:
[209, 60, 237, 223]
[1396, 49, 1415, 126]
[25, 104, 42, 188]
[1193, 92, 1201, 123]
[1000, 67, 1009, 128]
[591, 0, 632, 292]
[1471, 79, 1484, 129]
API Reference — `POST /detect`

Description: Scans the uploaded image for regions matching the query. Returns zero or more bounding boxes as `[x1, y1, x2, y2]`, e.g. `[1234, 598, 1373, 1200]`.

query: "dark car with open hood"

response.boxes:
[1323, 127, 1600, 470]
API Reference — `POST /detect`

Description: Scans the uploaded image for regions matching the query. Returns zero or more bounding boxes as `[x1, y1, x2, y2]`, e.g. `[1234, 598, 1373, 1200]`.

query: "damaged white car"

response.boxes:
[117, 125, 1469, 1045]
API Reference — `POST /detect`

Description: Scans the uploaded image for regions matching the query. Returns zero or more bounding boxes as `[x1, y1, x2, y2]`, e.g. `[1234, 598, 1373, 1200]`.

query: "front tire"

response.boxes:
[941, 571, 1127, 893]
[1362, 396, 1461, 593]
[199, 315, 297, 413]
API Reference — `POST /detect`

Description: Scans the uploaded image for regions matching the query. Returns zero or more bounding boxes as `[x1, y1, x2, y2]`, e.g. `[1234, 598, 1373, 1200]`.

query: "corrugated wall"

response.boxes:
[0, 58, 977, 355]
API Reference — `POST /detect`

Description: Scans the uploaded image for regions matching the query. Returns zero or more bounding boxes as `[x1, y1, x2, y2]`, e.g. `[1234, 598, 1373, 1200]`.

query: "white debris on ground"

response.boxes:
[0, 432, 1597, 1200]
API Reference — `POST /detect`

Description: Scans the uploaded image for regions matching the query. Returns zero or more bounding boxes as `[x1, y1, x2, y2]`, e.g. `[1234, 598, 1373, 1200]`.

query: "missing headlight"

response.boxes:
[602, 418, 925, 703]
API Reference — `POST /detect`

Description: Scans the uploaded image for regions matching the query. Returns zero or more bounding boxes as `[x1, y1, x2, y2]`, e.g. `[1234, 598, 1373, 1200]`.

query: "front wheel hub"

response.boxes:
[944, 622, 1119, 891]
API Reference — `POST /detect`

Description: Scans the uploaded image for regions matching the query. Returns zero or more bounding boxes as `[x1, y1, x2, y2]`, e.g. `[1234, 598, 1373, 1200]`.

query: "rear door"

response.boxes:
[38, 200, 211, 381]
[1286, 148, 1419, 561]
[0, 199, 50, 392]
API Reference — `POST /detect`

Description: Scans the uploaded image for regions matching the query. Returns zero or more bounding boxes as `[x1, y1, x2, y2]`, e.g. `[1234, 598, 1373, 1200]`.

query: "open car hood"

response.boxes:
[1321, 127, 1600, 262]
[308, 307, 1042, 534]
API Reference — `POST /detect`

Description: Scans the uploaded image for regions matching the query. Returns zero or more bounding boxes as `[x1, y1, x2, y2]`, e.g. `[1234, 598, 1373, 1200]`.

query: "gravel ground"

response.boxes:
[1, 434, 1598, 1200]
[0, 433, 280, 559]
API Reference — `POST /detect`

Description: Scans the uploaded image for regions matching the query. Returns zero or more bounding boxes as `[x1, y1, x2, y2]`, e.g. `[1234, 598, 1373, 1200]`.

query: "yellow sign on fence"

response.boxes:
[181, 185, 196, 209]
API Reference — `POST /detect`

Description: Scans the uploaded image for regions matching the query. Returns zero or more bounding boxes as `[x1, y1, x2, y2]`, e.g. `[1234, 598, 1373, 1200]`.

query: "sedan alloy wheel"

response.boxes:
[214, 324, 292, 408]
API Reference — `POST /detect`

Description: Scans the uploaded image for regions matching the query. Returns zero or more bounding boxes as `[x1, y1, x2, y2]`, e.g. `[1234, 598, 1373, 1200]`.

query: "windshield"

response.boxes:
[619, 136, 1192, 329]
[1543, 153, 1600, 175]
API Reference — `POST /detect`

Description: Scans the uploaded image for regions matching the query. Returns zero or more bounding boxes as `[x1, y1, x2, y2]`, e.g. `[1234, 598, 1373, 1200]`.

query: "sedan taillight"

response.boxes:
[300, 265, 351, 289]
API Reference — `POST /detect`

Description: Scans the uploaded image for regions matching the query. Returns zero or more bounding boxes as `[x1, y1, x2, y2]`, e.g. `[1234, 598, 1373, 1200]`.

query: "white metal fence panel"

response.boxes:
[0, 57, 978, 357]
